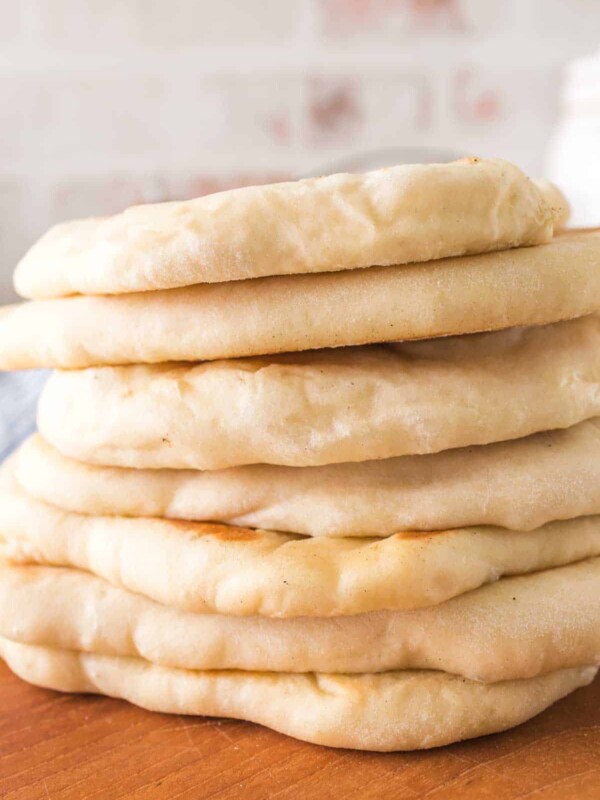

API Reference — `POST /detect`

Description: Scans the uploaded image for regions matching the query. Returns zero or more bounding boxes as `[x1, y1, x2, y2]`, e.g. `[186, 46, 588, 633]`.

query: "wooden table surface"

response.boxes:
[1, 663, 599, 800]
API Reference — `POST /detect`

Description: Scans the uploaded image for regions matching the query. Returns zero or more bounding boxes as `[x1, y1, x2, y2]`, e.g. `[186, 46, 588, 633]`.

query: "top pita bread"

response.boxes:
[2, 229, 599, 371]
[14, 158, 555, 299]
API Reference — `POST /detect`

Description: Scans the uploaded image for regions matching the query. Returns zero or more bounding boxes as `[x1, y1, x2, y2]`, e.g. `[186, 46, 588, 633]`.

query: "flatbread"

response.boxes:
[2, 230, 599, 370]
[17, 421, 600, 536]
[536, 180, 570, 229]
[37, 314, 600, 469]
[13, 158, 555, 299]
[0, 638, 594, 751]
[1, 558, 598, 682]
[3, 465, 600, 617]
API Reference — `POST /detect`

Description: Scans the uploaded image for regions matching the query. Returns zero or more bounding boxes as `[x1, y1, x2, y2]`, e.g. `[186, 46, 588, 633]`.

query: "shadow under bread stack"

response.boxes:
[0, 157, 599, 751]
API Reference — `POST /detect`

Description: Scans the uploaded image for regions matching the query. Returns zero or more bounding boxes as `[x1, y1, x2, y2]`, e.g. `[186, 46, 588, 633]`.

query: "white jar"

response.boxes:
[546, 48, 600, 227]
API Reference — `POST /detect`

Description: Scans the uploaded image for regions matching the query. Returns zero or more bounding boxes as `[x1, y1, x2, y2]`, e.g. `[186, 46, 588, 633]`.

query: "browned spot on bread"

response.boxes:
[168, 519, 259, 541]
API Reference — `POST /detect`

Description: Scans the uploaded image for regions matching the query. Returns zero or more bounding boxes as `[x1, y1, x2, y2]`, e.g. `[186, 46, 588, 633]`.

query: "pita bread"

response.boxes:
[14, 159, 554, 300]
[37, 315, 600, 470]
[536, 180, 570, 229]
[0, 638, 594, 751]
[3, 230, 600, 371]
[2, 558, 598, 682]
[3, 465, 600, 617]
[17, 421, 600, 536]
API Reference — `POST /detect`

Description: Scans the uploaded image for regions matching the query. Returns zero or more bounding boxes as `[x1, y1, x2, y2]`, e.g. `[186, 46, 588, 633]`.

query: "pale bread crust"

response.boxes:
[2, 230, 600, 370]
[0, 638, 594, 751]
[37, 315, 600, 469]
[14, 158, 554, 299]
[16, 421, 600, 536]
[1, 558, 598, 682]
[536, 180, 570, 229]
[3, 464, 600, 618]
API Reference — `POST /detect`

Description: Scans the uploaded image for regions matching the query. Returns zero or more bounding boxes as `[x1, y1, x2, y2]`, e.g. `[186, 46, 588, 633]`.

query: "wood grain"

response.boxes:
[1, 663, 599, 799]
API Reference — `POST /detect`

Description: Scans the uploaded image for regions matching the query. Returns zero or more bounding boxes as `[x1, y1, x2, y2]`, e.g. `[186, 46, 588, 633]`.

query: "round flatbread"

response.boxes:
[2, 230, 599, 370]
[14, 158, 555, 299]
[1, 558, 598, 682]
[37, 315, 600, 470]
[3, 464, 600, 618]
[0, 638, 594, 751]
[16, 421, 600, 536]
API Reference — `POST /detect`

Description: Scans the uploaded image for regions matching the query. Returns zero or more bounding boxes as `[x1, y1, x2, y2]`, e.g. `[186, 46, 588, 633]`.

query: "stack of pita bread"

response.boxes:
[0, 158, 599, 751]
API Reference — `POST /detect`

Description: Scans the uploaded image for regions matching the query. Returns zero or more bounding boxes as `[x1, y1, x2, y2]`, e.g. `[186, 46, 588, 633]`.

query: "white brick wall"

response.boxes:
[33, 74, 173, 161]
[0, 75, 32, 162]
[0, 180, 27, 301]
[138, 0, 299, 47]
[0, 3, 22, 45]
[0, 0, 598, 302]
[316, 0, 509, 40]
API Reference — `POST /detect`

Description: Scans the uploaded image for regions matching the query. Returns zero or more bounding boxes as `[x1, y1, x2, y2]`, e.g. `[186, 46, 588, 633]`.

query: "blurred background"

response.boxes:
[1, 0, 600, 457]
[2, 0, 600, 305]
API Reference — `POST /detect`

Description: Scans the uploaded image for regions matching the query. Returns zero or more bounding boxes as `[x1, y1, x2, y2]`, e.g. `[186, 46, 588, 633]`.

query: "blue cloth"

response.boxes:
[0, 371, 49, 462]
